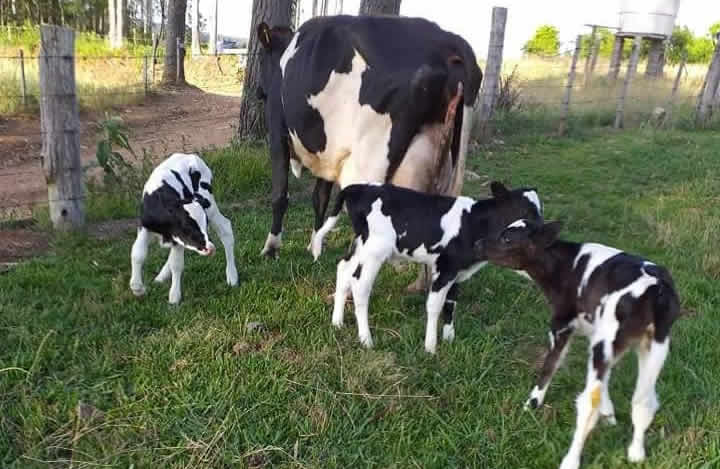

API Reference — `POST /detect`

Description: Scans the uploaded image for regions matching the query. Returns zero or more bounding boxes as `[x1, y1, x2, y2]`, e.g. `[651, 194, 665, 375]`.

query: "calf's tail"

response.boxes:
[311, 188, 347, 261]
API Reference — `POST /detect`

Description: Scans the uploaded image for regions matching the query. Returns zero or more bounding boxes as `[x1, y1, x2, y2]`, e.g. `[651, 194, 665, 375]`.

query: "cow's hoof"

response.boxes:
[359, 335, 374, 348]
[130, 283, 146, 296]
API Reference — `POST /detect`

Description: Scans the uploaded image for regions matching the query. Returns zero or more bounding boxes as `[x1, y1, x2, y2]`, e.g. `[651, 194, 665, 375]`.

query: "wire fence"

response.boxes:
[0, 34, 717, 221]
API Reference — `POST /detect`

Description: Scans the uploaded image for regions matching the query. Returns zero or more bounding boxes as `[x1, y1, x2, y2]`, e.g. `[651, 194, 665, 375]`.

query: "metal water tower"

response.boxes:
[609, 0, 682, 78]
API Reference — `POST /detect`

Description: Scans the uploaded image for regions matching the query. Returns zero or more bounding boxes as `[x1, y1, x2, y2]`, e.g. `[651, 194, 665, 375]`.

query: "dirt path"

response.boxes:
[0, 88, 241, 218]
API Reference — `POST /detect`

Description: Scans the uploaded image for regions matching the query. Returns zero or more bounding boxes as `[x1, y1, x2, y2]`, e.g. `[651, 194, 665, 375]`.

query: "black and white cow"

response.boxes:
[320, 182, 543, 354]
[255, 15, 482, 264]
[483, 220, 681, 469]
[129, 153, 238, 304]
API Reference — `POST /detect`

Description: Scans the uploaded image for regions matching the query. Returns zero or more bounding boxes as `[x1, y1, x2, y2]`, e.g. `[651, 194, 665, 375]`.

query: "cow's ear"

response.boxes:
[490, 181, 510, 199]
[258, 22, 272, 49]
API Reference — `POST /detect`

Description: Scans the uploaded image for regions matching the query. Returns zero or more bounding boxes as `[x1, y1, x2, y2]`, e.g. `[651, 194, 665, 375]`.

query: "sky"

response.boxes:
[199, 0, 720, 58]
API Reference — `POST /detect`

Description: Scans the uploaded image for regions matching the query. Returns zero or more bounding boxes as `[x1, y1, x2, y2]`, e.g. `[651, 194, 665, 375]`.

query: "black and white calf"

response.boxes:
[129, 153, 238, 304]
[483, 220, 681, 469]
[319, 182, 543, 353]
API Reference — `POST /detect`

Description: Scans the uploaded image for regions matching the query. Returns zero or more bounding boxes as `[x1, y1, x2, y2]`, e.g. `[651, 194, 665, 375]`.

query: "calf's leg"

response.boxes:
[167, 245, 185, 305]
[209, 206, 239, 286]
[332, 238, 361, 328]
[442, 283, 459, 342]
[425, 276, 455, 354]
[628, 338, 669, 463]
[349, 251, 388, 348]
[526, 325, 574, 410]
[154, 254, 172, 283]
[130, 227, 151, 296]
[559, 338, 611, 469]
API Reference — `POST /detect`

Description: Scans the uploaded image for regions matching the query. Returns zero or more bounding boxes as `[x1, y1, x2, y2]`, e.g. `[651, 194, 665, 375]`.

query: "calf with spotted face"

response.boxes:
[484, 220, 681, 469]
[129, 153, 238, 304]
[321, 181, 543, 353]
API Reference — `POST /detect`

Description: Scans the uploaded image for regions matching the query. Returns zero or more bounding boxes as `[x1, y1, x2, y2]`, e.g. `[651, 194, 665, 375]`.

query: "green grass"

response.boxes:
[2, 129, 720, 468]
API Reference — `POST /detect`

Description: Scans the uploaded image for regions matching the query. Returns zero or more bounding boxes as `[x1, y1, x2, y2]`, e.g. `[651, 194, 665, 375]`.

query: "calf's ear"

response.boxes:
[258, 22, 272, 49]
[535, 221, 563, 247]
[490, 181, 510, 199]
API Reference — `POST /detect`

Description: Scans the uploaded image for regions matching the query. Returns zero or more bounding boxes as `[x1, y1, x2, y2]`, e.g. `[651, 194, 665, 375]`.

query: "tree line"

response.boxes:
[524, 22, 720, 64]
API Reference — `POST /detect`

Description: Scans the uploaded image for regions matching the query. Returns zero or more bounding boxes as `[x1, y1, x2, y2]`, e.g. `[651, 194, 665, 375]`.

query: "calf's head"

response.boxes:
[485, 181, 544, 238]
[256, 22, 294, 102]
[484, 220, 563, 269]
[171, 199, 215, 256]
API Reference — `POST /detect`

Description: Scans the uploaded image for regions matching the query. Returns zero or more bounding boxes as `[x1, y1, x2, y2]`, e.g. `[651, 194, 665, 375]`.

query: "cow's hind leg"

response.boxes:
[261, 137, 290, 258]
[308, 178, 334, 254]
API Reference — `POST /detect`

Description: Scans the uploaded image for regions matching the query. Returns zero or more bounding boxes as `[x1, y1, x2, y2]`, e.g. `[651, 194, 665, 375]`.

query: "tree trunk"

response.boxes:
[237, 0, 293, 142]
[119, 0, 128, 41]
[191, 0, 200, 56]
[208, 0, 217, 55]
[163, 0, 187, 83]
[144, 0, 152, 35]
[359, 0, 400, 15]
[108, 0, 117, 45]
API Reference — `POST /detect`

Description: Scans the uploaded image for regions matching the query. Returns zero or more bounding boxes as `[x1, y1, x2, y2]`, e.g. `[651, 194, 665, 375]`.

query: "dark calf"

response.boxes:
[321, 182, 543, 353]
[484, 220, 681, 469]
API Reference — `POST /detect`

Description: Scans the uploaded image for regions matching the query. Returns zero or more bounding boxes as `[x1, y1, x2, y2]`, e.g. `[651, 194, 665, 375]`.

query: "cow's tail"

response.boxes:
[311, 187, 347, 261]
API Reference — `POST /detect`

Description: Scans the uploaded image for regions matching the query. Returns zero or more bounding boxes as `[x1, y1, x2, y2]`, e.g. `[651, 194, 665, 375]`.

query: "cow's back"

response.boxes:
[281, 15, 481, 188]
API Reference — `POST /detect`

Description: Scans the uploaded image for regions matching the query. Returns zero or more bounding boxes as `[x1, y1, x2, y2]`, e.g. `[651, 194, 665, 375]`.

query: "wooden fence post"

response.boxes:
[143, 55, 149, 95]
[476, 6, 507, 140]
[614, 35, 642, 129]
[586, 39, 600, 86]
[696, 32, 720, 125]
[19, 49, 27, 108]
[608, 34, 624, 81]
[662, 54, 686, 126]
[558, 35, 582, 136]
[39, 25, 84, 230]
[176, 37, 182, 82]
[584, 26, 597, 87]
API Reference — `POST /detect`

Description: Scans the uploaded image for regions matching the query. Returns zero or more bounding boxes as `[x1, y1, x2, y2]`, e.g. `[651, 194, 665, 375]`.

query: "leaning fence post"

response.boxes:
[476, 6, 507, 140]
[39, 25, 85, 230]
[558, 36, 582, 136]
[583, 26, 598, 87]
[143, 55, 149, 95]
[695, 32, 720, 125]
[663, 53, 687, 124]
[614, 35, 642, 129]
[176, 37, 182, 82]
[19, 49, 27, 108]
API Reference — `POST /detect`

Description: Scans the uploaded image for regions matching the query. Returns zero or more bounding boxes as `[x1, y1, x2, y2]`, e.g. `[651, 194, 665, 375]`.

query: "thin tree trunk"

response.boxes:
[163, 0, 188, 83]
[108, 0, 117, 45]
[237, 0, 293, 141]
[144, 0, 152, 35]
[359, 0, 400, 15]
[191, 0, 200, 56]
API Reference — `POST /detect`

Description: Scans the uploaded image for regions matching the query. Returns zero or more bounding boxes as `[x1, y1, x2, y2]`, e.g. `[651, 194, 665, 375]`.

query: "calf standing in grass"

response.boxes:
[484, 220, 680, 469]
[129, 153, 238, 304]
[317, 182, 543, 353]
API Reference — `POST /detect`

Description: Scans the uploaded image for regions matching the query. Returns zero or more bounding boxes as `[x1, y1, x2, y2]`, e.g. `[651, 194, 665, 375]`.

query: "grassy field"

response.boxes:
[0, 28, 243, 115]
[2, 127, 720, 468]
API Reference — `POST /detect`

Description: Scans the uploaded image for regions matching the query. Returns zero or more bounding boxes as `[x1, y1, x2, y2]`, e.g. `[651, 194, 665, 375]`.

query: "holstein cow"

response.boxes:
[483, 220, 681, 469]
[255, 15, 482, 277]
[320, 182, 543, 354]
[130, 153, 238, 304]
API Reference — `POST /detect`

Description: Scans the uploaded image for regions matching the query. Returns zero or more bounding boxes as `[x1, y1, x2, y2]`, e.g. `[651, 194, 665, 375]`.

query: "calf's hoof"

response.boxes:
[260, 233, 282, 258]
[600, 413, 617, 426]
[524, 397, 539, 411]
[558, 456, 580, 469]
[130, 283, 146, 296]
[442, 324, 455, 342]
[627, 444, 646, 463]
[359, 335, 374, 348]
[226, 268, 239, 287]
